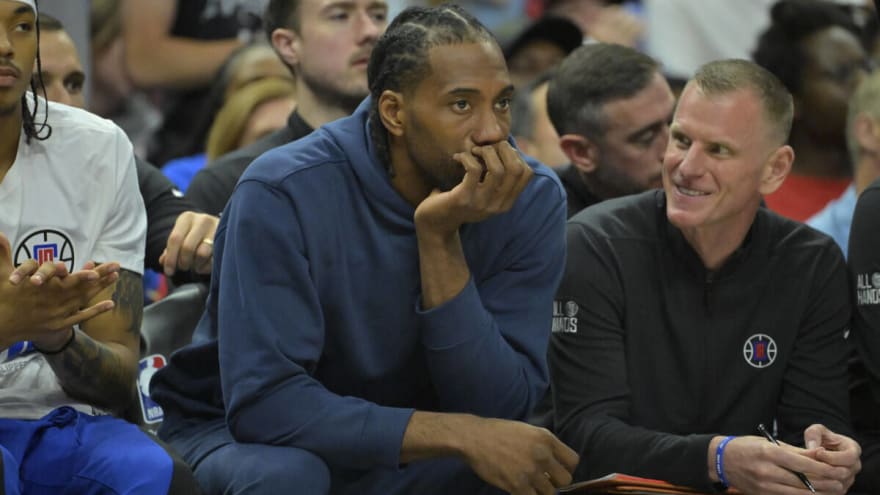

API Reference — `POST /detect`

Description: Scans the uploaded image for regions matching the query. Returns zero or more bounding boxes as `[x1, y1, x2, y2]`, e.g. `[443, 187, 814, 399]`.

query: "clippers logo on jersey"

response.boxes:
[552, 300, 578, 334]
[14, 229, 75, 272]
[743, 334, 777, 368]
[137, 354, 167, 424]
[856, 272, 880, 306]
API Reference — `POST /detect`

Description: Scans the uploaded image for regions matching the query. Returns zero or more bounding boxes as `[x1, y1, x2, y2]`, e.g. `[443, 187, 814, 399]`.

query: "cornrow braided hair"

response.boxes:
[24, 0, 51, 144]
[366, 4, 496, 175]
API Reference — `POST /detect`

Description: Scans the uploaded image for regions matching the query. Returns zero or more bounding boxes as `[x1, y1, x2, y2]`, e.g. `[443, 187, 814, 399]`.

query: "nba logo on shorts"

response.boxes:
[138, 354, 167, 424]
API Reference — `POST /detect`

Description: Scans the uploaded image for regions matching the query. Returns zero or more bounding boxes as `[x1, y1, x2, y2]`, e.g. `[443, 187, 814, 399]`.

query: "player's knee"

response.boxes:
[199, 445, 330, 495]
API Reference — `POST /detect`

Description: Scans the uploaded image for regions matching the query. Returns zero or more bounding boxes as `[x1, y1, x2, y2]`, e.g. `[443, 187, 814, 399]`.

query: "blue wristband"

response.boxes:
[715, 435, 735, 489]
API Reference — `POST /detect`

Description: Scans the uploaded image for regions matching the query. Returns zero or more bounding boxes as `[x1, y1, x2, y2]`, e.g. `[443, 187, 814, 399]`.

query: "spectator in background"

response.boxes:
[510, 72, 568, 169]
[808, 70, 880, 255]
[187, 0, 388, 216]
[547, 42, 674, 218]
[503, 16, 582, 89]
[123, 0, 269, 166]
[90, 0, 160, 157]
[161, 42, 294, 192]
[205, 77, 297, 162]
[33, 14, 84, 108]
[754, 0, 871, 221]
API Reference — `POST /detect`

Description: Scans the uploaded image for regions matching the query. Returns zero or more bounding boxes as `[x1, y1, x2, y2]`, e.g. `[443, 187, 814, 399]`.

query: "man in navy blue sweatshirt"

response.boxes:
[150, 4, 576, 495]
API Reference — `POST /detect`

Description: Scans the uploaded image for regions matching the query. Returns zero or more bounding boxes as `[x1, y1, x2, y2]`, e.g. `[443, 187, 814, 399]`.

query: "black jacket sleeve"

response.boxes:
[136, 157, 196, 273]
[185, 164, 234, 217]
[848, 180, 880, 402]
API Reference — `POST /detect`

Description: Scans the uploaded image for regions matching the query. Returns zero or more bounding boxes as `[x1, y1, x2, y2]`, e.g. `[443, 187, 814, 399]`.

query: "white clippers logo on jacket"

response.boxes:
[743, 333, 777, 369]
[855, 272, 880, 306]
[552, 300, 578, 334]
[13, 229, 75, 272]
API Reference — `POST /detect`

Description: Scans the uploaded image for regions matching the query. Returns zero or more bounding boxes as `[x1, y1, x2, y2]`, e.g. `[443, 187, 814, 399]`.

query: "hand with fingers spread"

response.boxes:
[159, 211, 219, 276]
[711, 434, 856, 495]
[414, 142, 533, 236]
[0, 232, 119, 348]
[459, 417, 578, 495]
[802, 424, 861, 493]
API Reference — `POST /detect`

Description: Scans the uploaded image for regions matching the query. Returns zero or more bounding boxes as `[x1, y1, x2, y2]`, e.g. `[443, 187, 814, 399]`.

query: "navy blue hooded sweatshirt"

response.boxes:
[151, 99, 567, 471]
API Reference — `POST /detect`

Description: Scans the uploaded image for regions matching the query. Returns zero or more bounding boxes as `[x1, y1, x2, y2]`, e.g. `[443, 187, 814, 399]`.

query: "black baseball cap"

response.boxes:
[503, 16, 584, 61]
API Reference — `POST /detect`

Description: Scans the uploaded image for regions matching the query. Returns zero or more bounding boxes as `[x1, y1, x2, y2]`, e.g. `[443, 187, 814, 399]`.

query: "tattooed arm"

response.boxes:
[40, 269, 142, 412]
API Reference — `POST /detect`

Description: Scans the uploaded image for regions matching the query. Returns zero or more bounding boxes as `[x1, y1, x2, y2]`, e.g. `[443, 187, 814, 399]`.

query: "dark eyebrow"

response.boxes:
[627, 120, 665, 142]
[447, 84, 515, 98]
[447, 88, 480, 96]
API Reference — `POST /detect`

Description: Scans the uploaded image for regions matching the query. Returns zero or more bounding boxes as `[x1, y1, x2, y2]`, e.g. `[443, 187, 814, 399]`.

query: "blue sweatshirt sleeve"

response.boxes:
[416, 174, 567, 420]
[218, 179, 414, 470]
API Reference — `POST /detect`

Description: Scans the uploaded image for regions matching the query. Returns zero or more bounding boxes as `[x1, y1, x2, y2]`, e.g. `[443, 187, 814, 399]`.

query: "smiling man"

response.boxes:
[151, 4, 575, 495]
[549, 59, 862, 495]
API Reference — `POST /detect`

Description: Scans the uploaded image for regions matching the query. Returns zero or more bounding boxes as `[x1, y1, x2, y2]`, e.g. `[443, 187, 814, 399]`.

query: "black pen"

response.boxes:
[756, 423, 817, 494]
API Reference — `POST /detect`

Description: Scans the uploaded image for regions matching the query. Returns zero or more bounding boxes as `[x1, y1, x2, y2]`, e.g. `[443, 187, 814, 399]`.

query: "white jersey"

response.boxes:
[0, 96, 146, 419]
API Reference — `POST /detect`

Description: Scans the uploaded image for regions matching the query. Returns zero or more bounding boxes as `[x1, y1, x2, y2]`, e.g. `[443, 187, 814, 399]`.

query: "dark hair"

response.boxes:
[547, 42, 658, 139]
[692, 59, 794, 146]
[366, 4, 497, 172]
[752, 0, 860, 96]
[264, 0, 300, 41]
[24, 0, 51, 144]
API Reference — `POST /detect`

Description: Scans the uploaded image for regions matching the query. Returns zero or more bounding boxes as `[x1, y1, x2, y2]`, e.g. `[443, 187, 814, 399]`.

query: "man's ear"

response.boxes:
[559, 134, 599, 174]
[271, 28, 300, 68]
[379, 90, 405, 137]
[759, 144, 794, 195]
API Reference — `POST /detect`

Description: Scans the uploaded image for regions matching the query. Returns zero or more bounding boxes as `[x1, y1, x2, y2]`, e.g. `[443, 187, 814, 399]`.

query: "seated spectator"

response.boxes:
[848, 176, 880, 493]
[808, 70, 880, 256]
[186, 0, 388, 216]
[32, 14, 83, 108]
[205, 77, 297, 163]
[547, 42, 675, 218]
[0, 0, 199, 492]
[123, 0, 269, 165]
[754, 0, 870, 221]
[549, 59, 861, 493]
[150, 5, 578, 494]
[503, 16, 583, 89]
[162, 42, 295, 192]
[510, 72, 568, 169]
